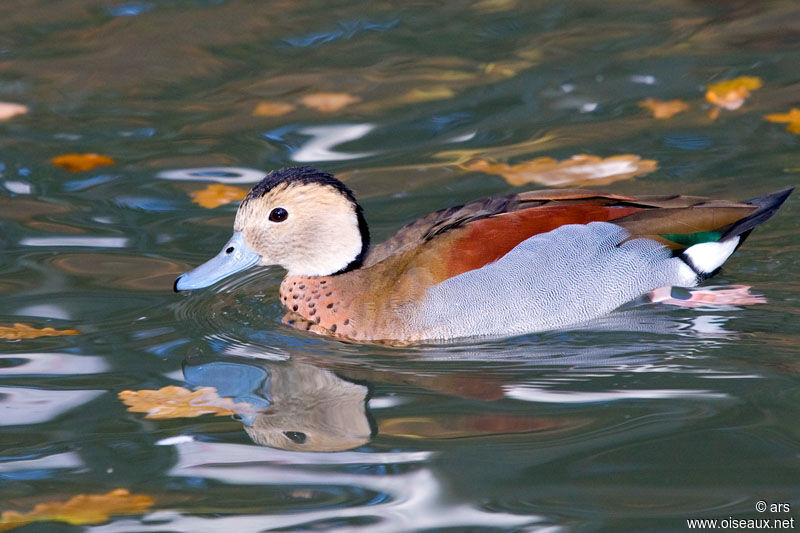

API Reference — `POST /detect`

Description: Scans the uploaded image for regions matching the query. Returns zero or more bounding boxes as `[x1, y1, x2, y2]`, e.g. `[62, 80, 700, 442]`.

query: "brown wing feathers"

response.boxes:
[363, 187, 792, 279]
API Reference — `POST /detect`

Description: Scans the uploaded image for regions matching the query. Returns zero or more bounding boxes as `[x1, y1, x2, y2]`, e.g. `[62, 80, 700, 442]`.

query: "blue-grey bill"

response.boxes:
[174, 232, 261, 291]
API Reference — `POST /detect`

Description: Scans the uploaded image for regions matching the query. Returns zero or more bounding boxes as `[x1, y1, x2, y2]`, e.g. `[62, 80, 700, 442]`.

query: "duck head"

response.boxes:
[174, 167, 369, 291]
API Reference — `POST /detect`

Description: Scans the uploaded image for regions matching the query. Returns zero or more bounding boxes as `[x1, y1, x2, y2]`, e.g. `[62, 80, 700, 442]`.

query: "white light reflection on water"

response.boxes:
[292, 124, 376, 162]
[505, 386, 728, 404]
[156, 167, 266, 184]
[0, 352, 109, 375]
[94, 438, 544, 532]
[0, 451, 84, 474]
[0, 387, 103, 426]
[3, 180, 31, 194]
[19, 237, 130, 248]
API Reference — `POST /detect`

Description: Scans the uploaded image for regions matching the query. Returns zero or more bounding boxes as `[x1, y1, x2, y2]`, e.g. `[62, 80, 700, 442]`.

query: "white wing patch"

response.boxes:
[682, 236, 740, 275]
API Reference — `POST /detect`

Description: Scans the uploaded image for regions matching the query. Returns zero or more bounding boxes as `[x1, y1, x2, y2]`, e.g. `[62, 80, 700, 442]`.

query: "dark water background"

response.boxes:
[1, 0, 799, 531]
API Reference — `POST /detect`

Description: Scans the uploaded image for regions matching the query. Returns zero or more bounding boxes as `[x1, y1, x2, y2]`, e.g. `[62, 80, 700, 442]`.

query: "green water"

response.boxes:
[1, 0, 799, 531]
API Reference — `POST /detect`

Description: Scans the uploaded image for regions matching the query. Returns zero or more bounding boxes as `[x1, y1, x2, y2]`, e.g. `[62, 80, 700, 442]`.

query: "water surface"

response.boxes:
[1, 0, 799, 531]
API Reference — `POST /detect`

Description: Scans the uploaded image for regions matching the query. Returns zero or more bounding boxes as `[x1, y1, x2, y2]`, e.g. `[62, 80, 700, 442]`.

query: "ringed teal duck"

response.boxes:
[175, 167, 792, 343]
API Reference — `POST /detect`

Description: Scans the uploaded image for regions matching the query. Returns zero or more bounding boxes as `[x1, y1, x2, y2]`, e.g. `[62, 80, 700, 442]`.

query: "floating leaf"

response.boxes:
[0, 323, 79, 340]
[650, 285, 766, 308]
[190, 183, 248, 208]
[472, 0, 517, 13]
[0, 102, 29, 121]
[465, 154, 658, 187]
[705, 76, 762, 110]
[0, 488, 154, 530]
[765, 108, 800, 134]
[252, 101, 296, 117]
[398, 86, 455, 103]
[300, 92, 361, 112]
[119, 385, 256, 419]
[52, 153, 115, 172]
[638, 98, 689, 119]
[483, 59, 533, 78]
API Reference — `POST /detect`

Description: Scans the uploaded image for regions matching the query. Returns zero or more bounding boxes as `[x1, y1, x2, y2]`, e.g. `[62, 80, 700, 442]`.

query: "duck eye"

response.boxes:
[269, 207, 288, 223]
[283, 431, 306, 444]
[226, 247, 234, 254]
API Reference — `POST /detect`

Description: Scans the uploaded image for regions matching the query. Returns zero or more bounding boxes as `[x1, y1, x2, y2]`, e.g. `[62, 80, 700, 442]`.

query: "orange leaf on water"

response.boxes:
[252, 101, 296, 117]
[119, 385, 256, 419]
[705, 76, 762, 110]
[300, 92, 361, 112]
[190, 183, 248, 208]
[0, 488, 154, 530]
[51, 153, 115, 172]
[465, 154, 658, 187]
[0, 323, 79, 340]
[638, 98, 689, 119]
[764, 108, 800, 134]
[0, 102, 29, 121]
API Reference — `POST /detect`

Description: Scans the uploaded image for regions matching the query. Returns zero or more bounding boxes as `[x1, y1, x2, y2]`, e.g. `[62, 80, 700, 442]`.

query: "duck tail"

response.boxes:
[680, 187, 793, 280]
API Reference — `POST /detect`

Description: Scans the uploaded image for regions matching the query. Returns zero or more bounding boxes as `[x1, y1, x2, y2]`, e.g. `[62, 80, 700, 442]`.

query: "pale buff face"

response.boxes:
[234, 181, 363, 276]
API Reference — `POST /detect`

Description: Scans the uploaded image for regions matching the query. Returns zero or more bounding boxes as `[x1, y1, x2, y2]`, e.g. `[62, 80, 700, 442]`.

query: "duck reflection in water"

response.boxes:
[179, 295, 747, 453]
[183, 357, 373, 452]
[181, 349, 593, 452]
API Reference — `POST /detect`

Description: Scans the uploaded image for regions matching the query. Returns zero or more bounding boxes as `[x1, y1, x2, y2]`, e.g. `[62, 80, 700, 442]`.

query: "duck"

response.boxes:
[175, 166, 792, 343]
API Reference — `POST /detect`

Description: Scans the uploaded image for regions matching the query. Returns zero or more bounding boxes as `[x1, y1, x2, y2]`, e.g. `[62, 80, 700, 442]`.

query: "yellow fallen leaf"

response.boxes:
[0, 102, 28, 121]
[465, 154, 658, 187]
[357, 86, 458, 113]
[252, 101, 296, 117]
[705, 76, 762, 110]
[638, 98, 689, 119]
[765, 108, 800, 134]
[190, 183, 248, 208]
[399, 86, 455, 103]
[473, 0, 517, 13]
[119, 385, 256, 419]
[300, 92, 361, 112]
[483, 59, 533, 78]
[52, 153, 115, 172]
[0, 488, 154, 530]
[0, 323, 79, 340]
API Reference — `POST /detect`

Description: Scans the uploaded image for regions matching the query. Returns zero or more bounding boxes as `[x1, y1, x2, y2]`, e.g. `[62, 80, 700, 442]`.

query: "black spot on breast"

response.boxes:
[326, 303, 333, 309]
[343, 318, 350, 326]
[309, 302, 315, 308]
[299, 284, 306, 290]
[330, 324, 337, 333]
[292, 294, 299, 300]
[293, 305, 298, 311]
[309, 309, 316, 316]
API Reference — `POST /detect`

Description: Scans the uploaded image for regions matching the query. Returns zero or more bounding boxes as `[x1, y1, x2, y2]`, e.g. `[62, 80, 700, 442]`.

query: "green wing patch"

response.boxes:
[660, 230, 723, 247]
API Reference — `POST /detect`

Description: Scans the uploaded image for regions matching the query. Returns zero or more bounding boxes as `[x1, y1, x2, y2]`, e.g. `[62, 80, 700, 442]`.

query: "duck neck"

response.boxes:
[334, 201, 370, 275]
